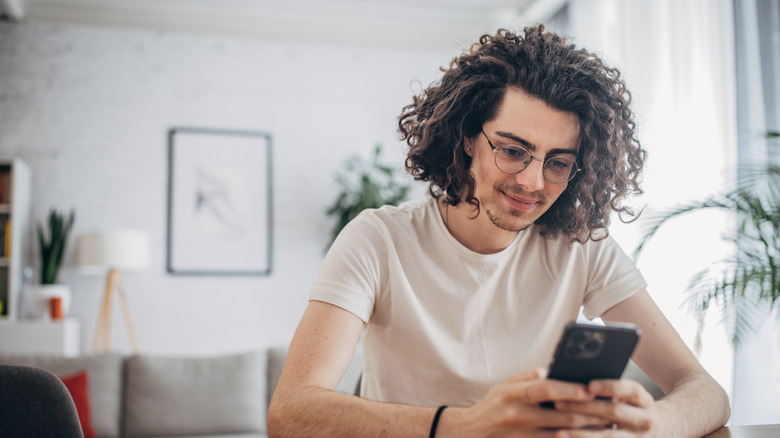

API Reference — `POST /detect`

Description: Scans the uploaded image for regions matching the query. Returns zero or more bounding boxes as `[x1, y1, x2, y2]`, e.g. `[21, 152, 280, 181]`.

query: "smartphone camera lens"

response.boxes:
[563, 329, 605, 359]
[585, 339, 602, 351]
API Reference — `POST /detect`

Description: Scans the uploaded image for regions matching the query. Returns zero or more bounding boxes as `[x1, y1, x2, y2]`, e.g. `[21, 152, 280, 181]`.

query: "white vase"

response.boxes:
[27, 284, 72, 319]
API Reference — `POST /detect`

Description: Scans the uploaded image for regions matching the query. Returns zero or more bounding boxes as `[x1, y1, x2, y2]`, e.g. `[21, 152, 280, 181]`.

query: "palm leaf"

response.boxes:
[635, 160, 780, 346]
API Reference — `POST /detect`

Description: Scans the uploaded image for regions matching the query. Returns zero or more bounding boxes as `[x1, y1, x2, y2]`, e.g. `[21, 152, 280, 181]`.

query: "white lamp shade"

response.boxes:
[77, 230, 150, 273]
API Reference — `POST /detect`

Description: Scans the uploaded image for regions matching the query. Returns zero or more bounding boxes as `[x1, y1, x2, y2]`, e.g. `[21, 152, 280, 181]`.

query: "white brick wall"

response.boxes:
[0, 21, 442, 355]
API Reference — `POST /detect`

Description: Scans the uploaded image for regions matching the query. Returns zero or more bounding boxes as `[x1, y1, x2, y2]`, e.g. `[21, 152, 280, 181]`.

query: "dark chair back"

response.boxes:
[0, 364, 85, 437]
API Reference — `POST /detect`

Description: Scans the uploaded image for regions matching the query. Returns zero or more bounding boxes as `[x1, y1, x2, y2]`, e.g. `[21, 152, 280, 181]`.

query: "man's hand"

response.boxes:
[552, 379, 662, 437]
[437, 369, 615, 437]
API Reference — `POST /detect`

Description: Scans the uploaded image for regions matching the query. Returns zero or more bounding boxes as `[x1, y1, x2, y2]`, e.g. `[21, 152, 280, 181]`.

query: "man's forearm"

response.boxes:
[655, 374, 730, 437]
[267, 385, 439, 438]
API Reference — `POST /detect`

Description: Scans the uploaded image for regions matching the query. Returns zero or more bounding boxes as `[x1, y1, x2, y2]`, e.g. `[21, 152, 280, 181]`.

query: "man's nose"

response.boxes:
[514, 159, 545, 192]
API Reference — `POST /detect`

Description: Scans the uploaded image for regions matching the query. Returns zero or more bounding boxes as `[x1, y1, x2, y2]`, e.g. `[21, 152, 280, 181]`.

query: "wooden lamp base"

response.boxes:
[93, 269, 138, 353]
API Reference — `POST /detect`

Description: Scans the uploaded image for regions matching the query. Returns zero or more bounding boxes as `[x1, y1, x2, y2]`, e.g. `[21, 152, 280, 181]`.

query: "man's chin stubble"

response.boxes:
[486, 207, 533, 233]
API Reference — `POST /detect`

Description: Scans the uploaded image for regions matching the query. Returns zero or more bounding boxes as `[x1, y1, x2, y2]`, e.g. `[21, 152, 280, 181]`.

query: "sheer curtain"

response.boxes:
[731, 0, 780, 425]
[541, 0, 744, 420]
[554, 0, 780, 424]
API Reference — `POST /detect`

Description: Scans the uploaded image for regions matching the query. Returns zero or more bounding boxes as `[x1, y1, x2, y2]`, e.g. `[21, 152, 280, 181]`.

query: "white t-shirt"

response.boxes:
[310, 198, 646, 407]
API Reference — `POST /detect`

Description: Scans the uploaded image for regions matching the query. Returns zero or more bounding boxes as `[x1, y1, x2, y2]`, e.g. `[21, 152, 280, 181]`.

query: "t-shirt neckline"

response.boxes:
[428, 197, 526, 261]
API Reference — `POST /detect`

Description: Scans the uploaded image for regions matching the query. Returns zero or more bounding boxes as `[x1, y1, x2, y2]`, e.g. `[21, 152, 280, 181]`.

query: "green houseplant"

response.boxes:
[38, 209, 75, 284]
[634, 132, 780, 346]
[325, 144, 410, 249]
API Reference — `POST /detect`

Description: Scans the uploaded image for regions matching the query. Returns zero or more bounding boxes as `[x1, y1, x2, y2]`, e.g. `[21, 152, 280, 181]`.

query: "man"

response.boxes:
[268, 25, 730, 437]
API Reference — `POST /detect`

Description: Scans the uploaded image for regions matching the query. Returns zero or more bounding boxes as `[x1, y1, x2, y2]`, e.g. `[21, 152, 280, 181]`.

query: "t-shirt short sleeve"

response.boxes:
[581, 235, 647, 319]
[310, 212, 387, 323]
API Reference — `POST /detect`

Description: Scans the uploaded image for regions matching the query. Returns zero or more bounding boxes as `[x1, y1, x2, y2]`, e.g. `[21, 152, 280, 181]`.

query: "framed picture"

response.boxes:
[167, 127, 273, 275]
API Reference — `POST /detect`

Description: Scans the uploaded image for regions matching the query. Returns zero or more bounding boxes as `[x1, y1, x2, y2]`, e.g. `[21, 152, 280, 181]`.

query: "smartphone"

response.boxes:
[541, 321, 640, 408]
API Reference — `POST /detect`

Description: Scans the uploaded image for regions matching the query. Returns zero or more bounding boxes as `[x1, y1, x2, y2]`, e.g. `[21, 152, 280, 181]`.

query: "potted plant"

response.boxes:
[325, 144, 410, 249]
[28, 209, 75, 319]
[634, 132, 780, 347]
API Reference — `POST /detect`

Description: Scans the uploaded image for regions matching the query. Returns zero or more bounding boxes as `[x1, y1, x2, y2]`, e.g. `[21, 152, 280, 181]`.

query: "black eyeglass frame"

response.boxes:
[479, 129, 581, 184]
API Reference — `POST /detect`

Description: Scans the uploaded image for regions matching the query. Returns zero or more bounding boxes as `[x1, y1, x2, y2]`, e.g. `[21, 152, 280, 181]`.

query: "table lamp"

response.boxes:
[76, 230, 150, 353]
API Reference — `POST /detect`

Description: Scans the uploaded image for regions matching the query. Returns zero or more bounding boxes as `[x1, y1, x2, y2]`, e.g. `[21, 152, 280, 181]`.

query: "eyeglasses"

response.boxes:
[480, 129, 581, 184]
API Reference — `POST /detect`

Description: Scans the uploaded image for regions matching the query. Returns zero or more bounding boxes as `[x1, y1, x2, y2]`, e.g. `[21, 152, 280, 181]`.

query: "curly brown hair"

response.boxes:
[398, 25, 646, 243]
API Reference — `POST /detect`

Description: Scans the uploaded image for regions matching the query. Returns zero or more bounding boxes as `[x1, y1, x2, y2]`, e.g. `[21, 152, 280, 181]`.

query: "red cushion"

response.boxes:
[59, 371, 96, 438]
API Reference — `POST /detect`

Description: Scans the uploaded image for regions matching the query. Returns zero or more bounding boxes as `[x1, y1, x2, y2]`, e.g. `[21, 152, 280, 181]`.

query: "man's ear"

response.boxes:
[463, 137, 475, 157]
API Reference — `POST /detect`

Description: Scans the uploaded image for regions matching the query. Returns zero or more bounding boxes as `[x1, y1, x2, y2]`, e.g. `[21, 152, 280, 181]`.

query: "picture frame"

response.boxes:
[166, 127, 273, 275]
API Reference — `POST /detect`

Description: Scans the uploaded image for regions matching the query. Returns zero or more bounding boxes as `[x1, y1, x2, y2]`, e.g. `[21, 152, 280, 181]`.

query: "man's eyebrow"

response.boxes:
[495, 131, 535, 149]
[495, 130, 578, 156]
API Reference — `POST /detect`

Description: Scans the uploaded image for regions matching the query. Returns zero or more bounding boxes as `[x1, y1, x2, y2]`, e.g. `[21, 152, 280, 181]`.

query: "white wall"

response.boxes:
[0, 21, 441, 355]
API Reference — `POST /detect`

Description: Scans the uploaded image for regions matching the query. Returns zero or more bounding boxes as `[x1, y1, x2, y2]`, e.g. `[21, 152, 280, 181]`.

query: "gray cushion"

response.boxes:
[622, 359, 666, 400]
[339, 344, 363, 396]
[0, 353, 125, 438]
[124, 350, 266, 437]
[266, 346, 288, 404]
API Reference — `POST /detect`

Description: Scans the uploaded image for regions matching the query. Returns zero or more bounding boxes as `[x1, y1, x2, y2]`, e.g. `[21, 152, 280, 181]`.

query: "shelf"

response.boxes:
[0, 158, 31, 319]
[0, 318, 81, 356]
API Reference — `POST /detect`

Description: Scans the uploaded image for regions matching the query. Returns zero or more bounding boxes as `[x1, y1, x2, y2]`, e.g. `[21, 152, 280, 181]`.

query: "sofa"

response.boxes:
[0, 345, 363, 438]
[0, 344, 664, 438]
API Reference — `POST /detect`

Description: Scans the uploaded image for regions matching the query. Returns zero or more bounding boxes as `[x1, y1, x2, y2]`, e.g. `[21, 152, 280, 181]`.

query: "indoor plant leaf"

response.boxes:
[38, 209, 75, 285]
[634, 158, 780, 347]
[325, 144, 410, 250]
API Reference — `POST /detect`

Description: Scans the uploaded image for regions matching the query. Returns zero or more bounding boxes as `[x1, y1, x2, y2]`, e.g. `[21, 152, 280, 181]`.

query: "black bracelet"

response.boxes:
[429, 405, 448, 438]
